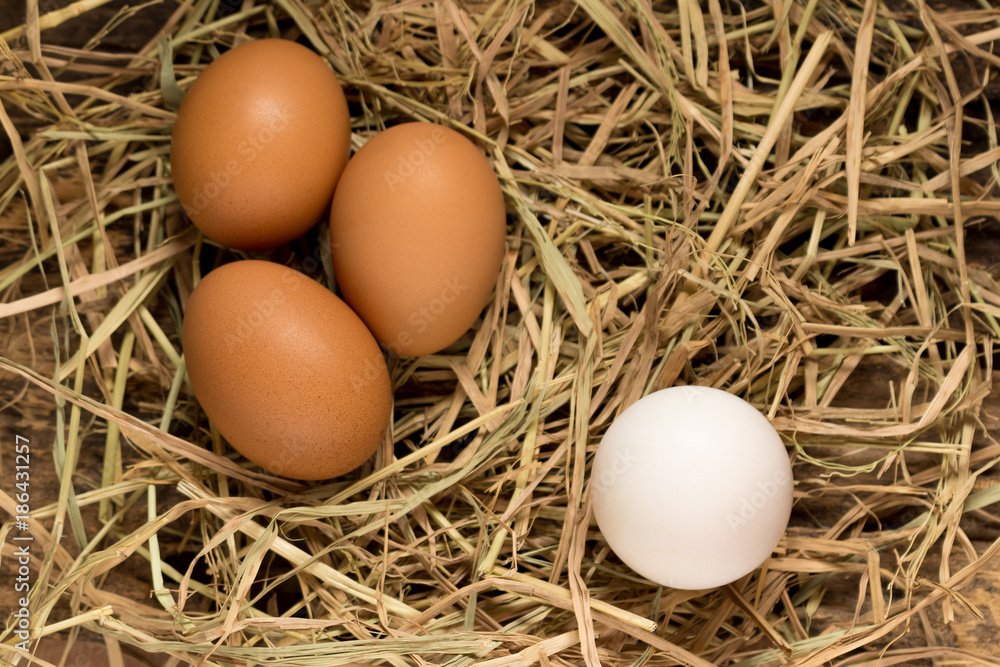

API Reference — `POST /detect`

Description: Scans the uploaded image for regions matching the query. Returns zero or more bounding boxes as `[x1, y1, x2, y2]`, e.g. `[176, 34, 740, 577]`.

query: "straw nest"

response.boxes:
[2, 0, 1000, 665]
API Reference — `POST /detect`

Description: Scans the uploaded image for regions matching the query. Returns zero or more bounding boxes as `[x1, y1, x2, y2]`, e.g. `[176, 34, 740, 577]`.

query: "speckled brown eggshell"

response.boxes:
[171, 39, 351, 251]
[329, 122, 507, 357]
[182, 260, 391, 480]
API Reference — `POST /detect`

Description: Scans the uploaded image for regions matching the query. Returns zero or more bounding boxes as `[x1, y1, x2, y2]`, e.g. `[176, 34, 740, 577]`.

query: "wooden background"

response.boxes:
[2, 0, 1000, 664]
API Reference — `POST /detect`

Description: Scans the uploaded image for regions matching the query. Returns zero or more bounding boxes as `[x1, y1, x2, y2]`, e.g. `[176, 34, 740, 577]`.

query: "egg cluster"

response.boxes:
[170, 38, 793, 592]
[171, 39, 506, 480]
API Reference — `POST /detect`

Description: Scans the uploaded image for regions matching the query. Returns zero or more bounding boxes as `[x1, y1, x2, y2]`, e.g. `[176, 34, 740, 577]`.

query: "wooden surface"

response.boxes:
[2, 0, 1000, 663]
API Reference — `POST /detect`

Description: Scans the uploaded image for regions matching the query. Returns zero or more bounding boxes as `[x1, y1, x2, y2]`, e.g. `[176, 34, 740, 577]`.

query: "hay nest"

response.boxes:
[2, 0, 1000, 665]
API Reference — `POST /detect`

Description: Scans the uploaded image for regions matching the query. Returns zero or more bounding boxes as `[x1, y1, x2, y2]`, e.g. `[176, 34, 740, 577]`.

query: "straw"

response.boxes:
[2, 0, 1000, 664]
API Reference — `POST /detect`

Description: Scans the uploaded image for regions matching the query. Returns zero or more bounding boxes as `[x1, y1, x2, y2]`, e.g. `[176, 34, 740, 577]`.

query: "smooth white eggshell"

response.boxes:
[591, 386, 793, 590]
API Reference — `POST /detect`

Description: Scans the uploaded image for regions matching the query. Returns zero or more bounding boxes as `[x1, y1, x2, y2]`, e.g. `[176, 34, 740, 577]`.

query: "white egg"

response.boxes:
[591, 386, 793, 590]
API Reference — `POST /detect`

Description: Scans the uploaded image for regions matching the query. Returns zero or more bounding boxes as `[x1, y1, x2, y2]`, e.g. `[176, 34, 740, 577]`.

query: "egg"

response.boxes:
[591, 386, 793, 590]
[171, 39, 351, 251]
[329, 122, 506, 356]
[182, 260, 391, 480]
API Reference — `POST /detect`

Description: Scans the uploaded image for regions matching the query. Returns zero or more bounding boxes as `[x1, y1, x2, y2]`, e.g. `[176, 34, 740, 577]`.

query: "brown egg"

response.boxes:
[182, 260, 391, 480]
[329, 123, 507, 356]
[171, 39, 351, 251]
